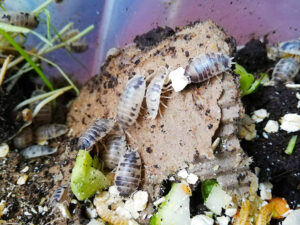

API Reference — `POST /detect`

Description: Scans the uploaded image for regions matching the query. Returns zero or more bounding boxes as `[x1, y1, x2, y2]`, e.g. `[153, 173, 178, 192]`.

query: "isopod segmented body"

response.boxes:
[279, 40, 300, 56]
[78, 118, 115, 150]
[50, 185, 68, 207]
[0, 11, 39, 29]
[30, 90, 52, 125]
[69, 40, 88, 53]
[103, 133, 127, 170]
[185, 52, 233, 83]
[146, 69, 169, 119]
[35, 124, 68, 142]
[272, 57, 299, 84]
[117, 74, 146, 129]
[60, 29, 79, 42]
[114, 148, 142, 197]
[13, 126, 33, 149]
[21, 145, 58, 159]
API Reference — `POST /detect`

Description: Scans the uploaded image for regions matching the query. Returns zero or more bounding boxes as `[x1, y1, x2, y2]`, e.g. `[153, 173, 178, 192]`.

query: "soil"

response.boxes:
[238, 39, 300, 209]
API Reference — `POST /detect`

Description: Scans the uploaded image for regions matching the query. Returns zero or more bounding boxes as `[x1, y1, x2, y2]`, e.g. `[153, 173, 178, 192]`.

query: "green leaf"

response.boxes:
[201, 179, 218, 202]
[71, 150, 110, 201]
[0, 28, 54, 91]
[44, 9, 51, 41]
[285, 135, 297, 155]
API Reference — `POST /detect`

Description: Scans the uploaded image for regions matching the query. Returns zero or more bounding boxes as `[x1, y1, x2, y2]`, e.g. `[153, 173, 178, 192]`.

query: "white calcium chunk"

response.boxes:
[282, 209, 300, 225]
[264, 120, 279, 133]
[251, 109, 269, 123]
[177, 169, 188, 179]
[133, 191, 148, 211]
[259, 182, 273, 200]
[225, 208, 237, 217]
[187, 173, 198, 184]
[169, 67, 188, 92]
[0, 143, 9, 158]
[191, 215, 214, 225]
[216, 216, 230, 225]
[280, 114, 300, 132]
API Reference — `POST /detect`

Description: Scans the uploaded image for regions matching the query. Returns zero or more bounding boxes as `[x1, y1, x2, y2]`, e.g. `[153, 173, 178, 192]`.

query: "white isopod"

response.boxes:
[21, 145, 58, 159]
[0, 11, 39, 29]
[146, 68, 170, 119]
[114, 148, 142, 197]
[116, 74, 146, 129]
[103, 133, 127, 170]
[272, 57, 299, 84]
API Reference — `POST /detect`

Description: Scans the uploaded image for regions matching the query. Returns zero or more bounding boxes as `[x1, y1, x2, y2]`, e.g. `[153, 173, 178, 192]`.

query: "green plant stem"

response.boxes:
[31, 0, 53, 16]
[0, 28, 54, 91]
[285, 135, 298, 155]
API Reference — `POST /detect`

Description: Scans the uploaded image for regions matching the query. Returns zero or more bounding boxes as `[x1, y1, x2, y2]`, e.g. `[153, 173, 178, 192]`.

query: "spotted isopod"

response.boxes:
[279, 39, 300, 56]
[60, 29, 79, 42]
[146, 68, 169, 119]
[184, 52, 233, 83]
[116, 74, 146, 129]
[50, 185, 68, 207]
[69, 40, 88, 53]
[13, 126, 33, 149]
[103, 133, 127, 170]
[272, 57, 299, 84]
[34, 124, 68, 142]
[77, 118, 116, 150]
[114, 148, 142, 197]
[0, 11, 39, 29]
[21, 145, 58, 159]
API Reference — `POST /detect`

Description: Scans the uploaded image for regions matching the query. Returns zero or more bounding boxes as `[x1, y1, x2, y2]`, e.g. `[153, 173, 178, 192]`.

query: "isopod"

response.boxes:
[146, 68, 169, 119]
[30, 90, 52, 125]
[50, 185, 68, 207]
[279, 39, 300, 56]
[117, 74, 146, 129]
[255, 204, 272, 225]
[114, 148, 142, 197]
[185, 52, 233, 83]
[60, 29, 79, 42]
[77, 118, 115, 150]
[35, 124, 68, 142]
[69, 40, 88, 53]
[233, 200, 251, 225]
[103, 133, 127, 170]
[272, 57, 299, 84]
[21, 145, 58, 159]
[0, 11, 39, 29]
[13, 126, 33, 149]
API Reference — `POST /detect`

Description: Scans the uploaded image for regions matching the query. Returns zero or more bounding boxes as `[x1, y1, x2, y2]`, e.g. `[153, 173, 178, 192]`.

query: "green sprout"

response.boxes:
[285, 135, 297, 155]
[234, 63, 266, 97]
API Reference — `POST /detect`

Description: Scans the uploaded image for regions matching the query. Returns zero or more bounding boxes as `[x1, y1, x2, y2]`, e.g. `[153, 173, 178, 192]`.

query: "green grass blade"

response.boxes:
[0, 28, 54, 91]
[0, 22, 52, 46]
[43, 9, 51, 41]
[32, 0, 53, 16]
[285, 135, 297, 155]
[0, 4, 6, 11]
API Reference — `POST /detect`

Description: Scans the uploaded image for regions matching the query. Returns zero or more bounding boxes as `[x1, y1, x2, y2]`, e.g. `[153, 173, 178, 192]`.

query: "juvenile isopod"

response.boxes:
[0, 11, 39, 29]
[272, 57, 299, 84]
[77, 118, 116, 150]
[50, 185, 68, 207]
[146, 68, 170, 119]
[117, 74, 146, 129]
[30, 90, 52, 125]
[60, 29, 79, 42]
[114, 148, 142, 197]
[69, 40, 88, 53]
[103, 133, 127, 170]
[13, 126, 33, 149]
[185, 52, 233, 83]
[279, 39, 300, 56]
[35, 124, 68, 142]
[21, 145, 58, 159]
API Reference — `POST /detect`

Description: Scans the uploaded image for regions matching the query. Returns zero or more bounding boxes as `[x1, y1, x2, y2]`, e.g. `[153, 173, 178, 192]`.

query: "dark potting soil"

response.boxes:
[238, 39, 300, 209]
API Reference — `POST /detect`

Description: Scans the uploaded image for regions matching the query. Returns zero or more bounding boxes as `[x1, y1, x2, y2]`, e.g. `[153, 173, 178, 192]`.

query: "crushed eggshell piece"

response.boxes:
[252, 109, 270, 123]
[57, 203, 72, 219]
[20, 166, 29, 173]
[187, 173, 198, 184]
[0, 143, 9, 158]
[264, 120, 279, 133]
[280, 114, 300, 132]
[17, 175, 28, 185]
[169, 67, 188, 92]
[259, 182, 273, 200]
[296, 92, 300, 100]
[225, 207, 237, 217]
[133, 191, 148, 211]
[116, 206, 132, 220]
[191, 215, 214, 225]
[216, 216, 230, 225]
[297, 101, 300, 109]
[87, 218, 106, 225]
[177, 169, 188, 179]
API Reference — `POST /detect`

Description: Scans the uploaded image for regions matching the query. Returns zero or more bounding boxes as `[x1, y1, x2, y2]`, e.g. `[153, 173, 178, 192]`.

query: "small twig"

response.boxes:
[0, 54, 11, 85]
